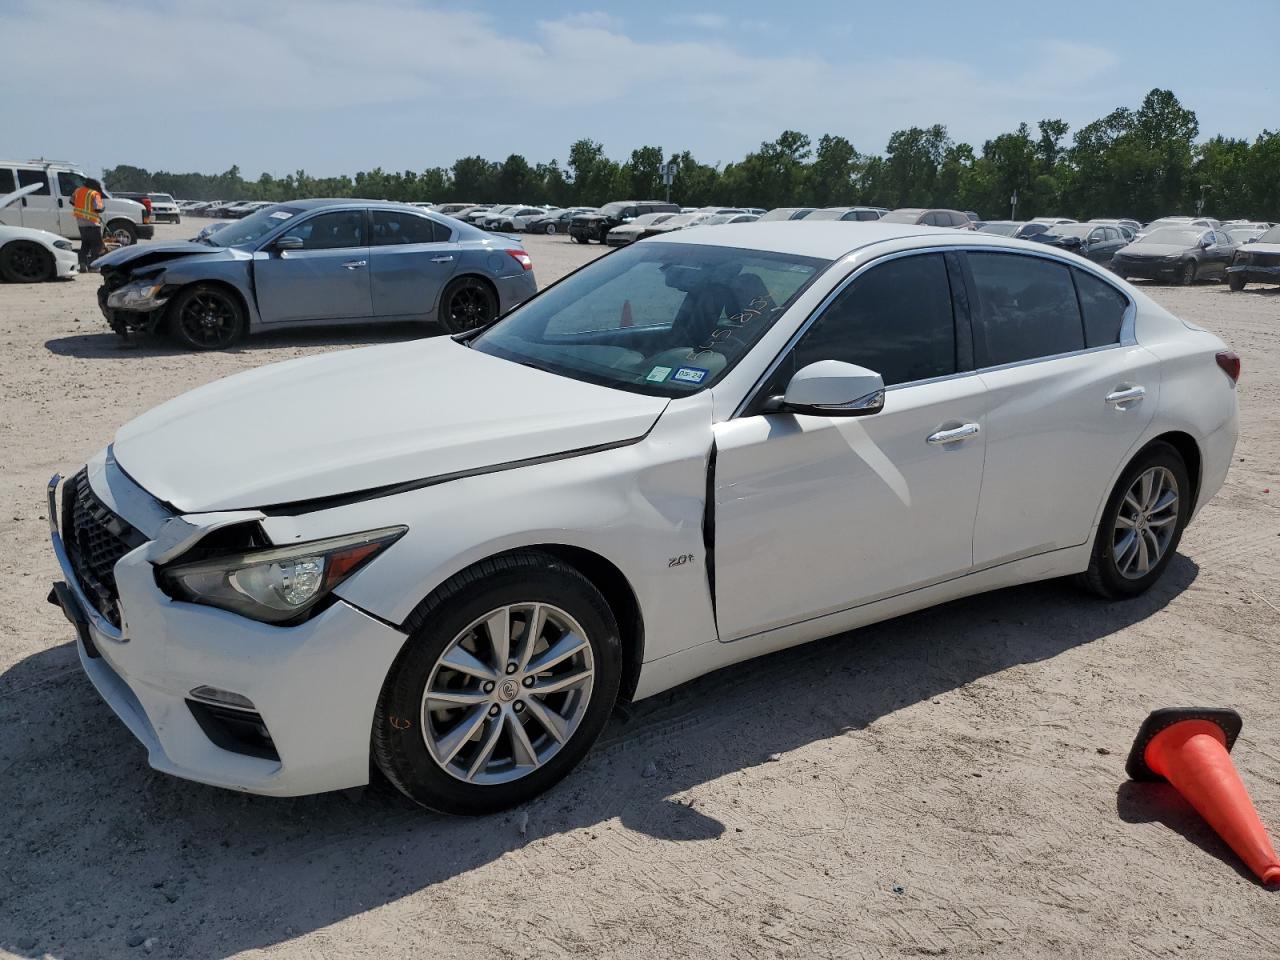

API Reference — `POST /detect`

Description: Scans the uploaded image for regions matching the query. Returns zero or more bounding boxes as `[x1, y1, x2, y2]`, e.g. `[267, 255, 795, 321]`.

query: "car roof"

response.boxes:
[645, 220, 1032, 260]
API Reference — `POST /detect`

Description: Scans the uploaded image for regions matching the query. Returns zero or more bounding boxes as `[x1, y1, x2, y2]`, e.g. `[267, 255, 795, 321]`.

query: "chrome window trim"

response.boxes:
[731, 242, 1137, 419]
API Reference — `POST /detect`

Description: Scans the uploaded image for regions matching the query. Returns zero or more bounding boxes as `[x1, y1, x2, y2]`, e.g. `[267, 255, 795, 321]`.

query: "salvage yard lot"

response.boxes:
[2, 219, 1279, 959]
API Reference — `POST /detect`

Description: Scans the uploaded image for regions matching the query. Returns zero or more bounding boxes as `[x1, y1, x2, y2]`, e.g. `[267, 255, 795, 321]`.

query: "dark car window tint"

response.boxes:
[0, 169, 15, 194]
[57, 171, 89, 197]
[790, 254, 956, 387]
[968, 252, 1085, 365]
[17, 170, 50, 195]
[371, 210, 442, 245]
[282, 210, 365, 250]
[1074, 270, 1128, 348]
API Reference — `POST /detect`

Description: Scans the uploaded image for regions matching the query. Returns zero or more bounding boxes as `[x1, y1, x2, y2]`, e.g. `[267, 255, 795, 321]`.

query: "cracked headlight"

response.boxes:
[106, 278, 169, 310]
[160, 526, 406, 623]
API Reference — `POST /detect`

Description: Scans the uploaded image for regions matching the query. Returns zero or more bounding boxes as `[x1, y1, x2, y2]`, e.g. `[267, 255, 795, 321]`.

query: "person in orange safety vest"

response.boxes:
[72, 183, 106, 269]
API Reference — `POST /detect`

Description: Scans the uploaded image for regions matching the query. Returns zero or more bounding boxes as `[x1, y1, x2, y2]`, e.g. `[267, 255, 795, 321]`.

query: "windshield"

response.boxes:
[599, 202, 630, 216]
[1258, 226, 1280, 244]
[879, 210, 924, 223]
[804, 209, 850, 221]
[150, 193, 175, 202]
[471, 242, 828, 397]
[979, 223, 1019, 236]
[206, 205, 300, 246]
[626, 213, 667, 227]
[1144, 219, 1191, 232]
[1048, 224, 1093, 239]
[1228, 228, 1262, 241]
[1138, 228, 1201, 246]
[758, 208, 807, 221]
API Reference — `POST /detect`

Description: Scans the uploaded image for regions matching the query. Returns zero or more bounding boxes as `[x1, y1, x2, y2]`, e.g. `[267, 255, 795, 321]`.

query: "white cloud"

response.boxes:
[0, 0, 1130, 174]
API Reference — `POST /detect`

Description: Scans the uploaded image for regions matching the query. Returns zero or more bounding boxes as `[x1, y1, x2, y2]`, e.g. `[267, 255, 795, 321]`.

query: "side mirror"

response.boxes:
[769, 360, 885, 417]
[274, 235, 304, 251]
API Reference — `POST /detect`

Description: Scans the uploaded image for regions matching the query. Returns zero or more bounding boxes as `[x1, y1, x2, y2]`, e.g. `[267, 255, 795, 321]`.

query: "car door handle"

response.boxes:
[341, 260, 367, 270]
[926, 423, 981, 445]
[1105, 385, 1146, 407]
[430, 255, 454, 263]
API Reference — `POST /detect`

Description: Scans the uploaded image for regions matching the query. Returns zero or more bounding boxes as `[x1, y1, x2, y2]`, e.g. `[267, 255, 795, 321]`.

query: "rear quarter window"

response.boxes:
[1073, 269, 1128, 347]
[0, 168, 15, 194]
[968, 252, 1085, 365]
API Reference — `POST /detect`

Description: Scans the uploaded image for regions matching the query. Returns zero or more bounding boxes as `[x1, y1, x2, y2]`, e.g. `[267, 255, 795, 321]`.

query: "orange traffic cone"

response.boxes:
[1127, 708, 1280, 886]
[619, 299, 634, 328]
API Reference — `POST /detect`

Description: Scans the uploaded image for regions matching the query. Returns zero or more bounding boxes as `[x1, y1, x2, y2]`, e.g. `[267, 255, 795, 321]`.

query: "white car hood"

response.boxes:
[112, 338, 668, 513]
[1244, 242, 1280, 256]
[0, 223, 65, 245]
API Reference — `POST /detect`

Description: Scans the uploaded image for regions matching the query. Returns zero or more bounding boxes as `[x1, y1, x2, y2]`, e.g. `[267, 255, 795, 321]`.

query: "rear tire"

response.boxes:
[1077, 441, 1191, 598]
[545, 223, 557, 235]
[105, 220, 138, 247]
[0, 241, 55, 283]
[439, 276, 498, 334]
[372, 551, 622, 814]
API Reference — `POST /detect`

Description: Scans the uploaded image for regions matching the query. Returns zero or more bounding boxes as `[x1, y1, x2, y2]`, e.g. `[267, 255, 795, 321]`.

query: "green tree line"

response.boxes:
[103, 90, 1280, 222]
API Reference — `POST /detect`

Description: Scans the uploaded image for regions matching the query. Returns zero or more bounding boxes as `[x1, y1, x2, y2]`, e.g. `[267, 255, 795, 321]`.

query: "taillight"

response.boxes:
[505, 249, 533, 271]
[1216, 350, 1241, 383]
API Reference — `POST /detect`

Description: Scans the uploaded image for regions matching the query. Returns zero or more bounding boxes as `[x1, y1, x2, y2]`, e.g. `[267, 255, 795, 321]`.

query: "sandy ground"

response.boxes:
[2, 218, 1279, 959]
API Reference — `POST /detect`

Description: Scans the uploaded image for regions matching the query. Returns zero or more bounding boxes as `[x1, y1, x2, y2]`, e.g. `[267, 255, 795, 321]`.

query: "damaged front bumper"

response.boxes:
[98, 278, 170, 335]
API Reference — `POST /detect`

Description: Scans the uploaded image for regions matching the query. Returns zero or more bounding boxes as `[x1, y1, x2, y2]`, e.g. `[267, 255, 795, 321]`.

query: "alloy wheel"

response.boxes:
[179, 292, 238, 347]
[445, 281, 495, 332]
[6, 242, 50, 282]
[109, 227, 135, 247]
[421, 602, 595, 785]
[1113, 466, 1179, 579]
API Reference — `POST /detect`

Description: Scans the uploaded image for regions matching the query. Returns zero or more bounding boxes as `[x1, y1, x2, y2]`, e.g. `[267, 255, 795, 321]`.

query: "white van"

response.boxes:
[0, 160, 153, 245]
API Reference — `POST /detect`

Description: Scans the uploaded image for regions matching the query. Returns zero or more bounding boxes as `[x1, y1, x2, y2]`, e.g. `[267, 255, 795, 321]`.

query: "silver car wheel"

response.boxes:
[1113, 466, 1179, 579]
[421, 602, 595, 785]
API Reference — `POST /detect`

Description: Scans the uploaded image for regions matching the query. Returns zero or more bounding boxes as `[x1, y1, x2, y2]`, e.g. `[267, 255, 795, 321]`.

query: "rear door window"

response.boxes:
[787, 253, 958, 387]
[967, 252, 1085, 365]
[371, 209, 444, 245]
[0, 168, 15, 194]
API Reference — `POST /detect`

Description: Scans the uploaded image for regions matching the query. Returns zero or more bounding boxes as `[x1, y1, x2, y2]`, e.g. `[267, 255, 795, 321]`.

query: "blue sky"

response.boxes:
[4, 0, 1276, 178]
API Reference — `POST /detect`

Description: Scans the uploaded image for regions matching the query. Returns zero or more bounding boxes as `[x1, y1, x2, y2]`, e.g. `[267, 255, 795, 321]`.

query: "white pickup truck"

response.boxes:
[0, 160, 153, 245]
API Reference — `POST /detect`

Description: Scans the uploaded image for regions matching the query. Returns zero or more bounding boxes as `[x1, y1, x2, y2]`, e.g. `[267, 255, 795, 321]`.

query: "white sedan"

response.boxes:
[0, 223, 79, 282]
[47, 222, 1239, 812]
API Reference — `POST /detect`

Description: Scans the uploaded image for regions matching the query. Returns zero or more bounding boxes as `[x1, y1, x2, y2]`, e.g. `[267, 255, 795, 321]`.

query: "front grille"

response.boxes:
[62, 470, 145, 628]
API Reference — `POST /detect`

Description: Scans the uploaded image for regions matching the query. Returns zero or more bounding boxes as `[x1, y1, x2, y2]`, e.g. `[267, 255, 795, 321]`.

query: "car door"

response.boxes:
[712, 252, 989, 641]
[55, 170, 92, 235]
[15, 169, 61, 233]
[1206, 231, 1235, 277]
[368, 208, 457, 320]
[962, 251, 1160, 568]
[253, 208, 374, 323]
[0, 167, 20, 227]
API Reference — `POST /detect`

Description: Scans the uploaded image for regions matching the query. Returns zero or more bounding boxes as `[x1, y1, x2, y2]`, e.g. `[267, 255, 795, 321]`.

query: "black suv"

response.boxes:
[569, 200, 680, 243]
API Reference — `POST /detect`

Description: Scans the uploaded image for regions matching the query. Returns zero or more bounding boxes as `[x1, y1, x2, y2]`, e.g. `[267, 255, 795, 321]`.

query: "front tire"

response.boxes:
[372, 552, 623, 814]
[167, 283, 246, 350]
[1178, 261, 1197, 286]
[545, 223, 557, 235]
[1228, 273, 1246, 292]
[439, 276, 499, 334]
[1078, 441, 1191, 598]
[0, 241, 55, 283]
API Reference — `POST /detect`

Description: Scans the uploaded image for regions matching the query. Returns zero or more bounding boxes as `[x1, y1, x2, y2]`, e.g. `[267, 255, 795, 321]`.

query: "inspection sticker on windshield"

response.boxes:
[645, 366, 673, 383]
[269, 210, 294, 220]
[672, 366, 709, 384]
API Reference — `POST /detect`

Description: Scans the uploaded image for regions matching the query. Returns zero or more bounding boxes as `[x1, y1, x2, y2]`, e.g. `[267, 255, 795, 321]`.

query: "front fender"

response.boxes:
[256, 394, 719, 666]
[160, 258, 263, 328]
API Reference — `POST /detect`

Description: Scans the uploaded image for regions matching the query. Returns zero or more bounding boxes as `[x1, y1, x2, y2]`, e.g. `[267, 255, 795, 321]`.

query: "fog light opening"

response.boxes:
[189, 685, 256, 711]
